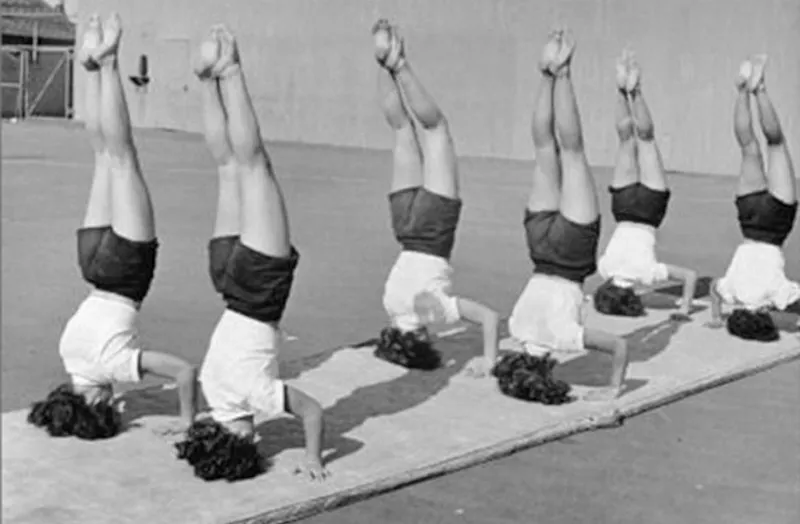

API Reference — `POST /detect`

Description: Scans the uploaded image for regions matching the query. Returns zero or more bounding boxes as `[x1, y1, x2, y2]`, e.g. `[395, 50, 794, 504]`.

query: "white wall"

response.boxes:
[74, 0, 800, 176]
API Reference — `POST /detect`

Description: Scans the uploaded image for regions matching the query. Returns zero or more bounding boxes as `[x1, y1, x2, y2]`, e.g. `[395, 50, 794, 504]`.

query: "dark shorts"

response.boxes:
[609, 182, 671, 228]
[389, 187, 462, 260]
[208, 236, 300, 324]
[77, 227, 159, 303]
[736, 190, 798, 247]
[524, 210, 600, 284]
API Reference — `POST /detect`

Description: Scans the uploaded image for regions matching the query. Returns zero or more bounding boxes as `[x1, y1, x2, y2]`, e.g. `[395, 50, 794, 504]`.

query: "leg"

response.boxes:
[79, 15, 112, 229]
[612, 89, 638, 187]
[379, 69, 424, 192]
[196, 29, 239, 238]
[628, 57, 667, 191]
[373, 22, 424, 193]
[216, 27, 291, 258]
[527, 31, 563, 212]
[388, 27, 458, 199]
[753, 77, 797, 204]
[96, 14, 155, 242]
[734, 60, 767, 196]
[551, 31, 599, 224]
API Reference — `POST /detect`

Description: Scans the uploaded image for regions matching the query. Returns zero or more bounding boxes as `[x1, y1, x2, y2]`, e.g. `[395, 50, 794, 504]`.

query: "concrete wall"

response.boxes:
[74, 0, 799, 175]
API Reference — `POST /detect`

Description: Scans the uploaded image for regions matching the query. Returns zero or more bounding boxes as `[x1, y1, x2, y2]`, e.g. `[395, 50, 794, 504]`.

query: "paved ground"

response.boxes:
[2, 120, 799, 523]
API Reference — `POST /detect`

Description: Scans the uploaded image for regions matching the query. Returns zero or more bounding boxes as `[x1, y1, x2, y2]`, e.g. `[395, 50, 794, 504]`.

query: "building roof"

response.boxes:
[1, 0, 75, 42]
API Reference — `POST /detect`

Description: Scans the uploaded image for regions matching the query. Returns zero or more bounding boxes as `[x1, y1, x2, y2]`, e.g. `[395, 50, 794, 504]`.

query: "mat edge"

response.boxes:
[228, 346, 800, 524]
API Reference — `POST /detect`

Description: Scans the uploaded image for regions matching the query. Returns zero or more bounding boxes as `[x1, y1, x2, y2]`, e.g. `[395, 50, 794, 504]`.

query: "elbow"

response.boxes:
[614, 338, 628, 360]
[483, 308, 500, 329]
[176, 364, 198, 386]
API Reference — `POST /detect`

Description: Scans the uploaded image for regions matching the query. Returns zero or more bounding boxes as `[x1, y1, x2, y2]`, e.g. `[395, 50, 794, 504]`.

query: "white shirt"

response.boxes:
[717, 240, 800, 311]
[59, 293, 143, 387]
[383, 250, 461, 332]
[598, 222, 669, 287]
[509, 274, 588, 355]
[200, 309, 286, 423]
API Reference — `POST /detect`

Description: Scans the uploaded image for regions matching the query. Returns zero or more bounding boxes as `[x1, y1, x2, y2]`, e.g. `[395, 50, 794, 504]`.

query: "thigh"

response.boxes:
[527, 163, 561, 213]
[766, 144, 797, 204]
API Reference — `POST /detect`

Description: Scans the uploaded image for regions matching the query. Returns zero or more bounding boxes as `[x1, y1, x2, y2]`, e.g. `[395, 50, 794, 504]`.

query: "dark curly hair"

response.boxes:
[593, 279, 646, 317]
[27, 384, 121, 440]
[373, 326, 442, 370]
[175, 419, 265, 482]
[726, 308, 780, 342]
[491, 352, 574, 405]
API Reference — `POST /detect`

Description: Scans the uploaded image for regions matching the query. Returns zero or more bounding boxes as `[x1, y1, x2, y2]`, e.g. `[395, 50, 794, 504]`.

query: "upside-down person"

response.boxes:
[594, 49, 697, 320]
[27, 14, 197, 440]
[371, 19, 500, 376]
[173, 26, 329, 483]
[498, 29, 629, 404]
[708, 56, 799, 341]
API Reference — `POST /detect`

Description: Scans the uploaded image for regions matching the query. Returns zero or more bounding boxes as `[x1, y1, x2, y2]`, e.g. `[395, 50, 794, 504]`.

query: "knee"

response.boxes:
[740, 141, 762, 159]
[416, 110, 447, 132]
[635, 123, 655, 142]
[558, 130, 585, 153]
[616, 118, 636, 142]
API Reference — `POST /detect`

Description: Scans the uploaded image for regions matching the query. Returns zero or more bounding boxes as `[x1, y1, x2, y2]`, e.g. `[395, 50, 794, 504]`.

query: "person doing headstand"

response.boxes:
[371, 19, 500, 376]
[595, 49, 698, 320]
[500, 29, 629, 404]
[709, 56, 799, 341]
[27, 14, 197, 440]
[174, 26, 329, 483]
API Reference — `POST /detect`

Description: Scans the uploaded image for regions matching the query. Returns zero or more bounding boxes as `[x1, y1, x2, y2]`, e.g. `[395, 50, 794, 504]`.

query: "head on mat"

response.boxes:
[491, 352, 573, 405]
[593, 279, 646, 317]
[707, 55, 799, 341]
[372, 19, 500, 375]
[28, 12, 198, 440]
[27, 384, 121, 440]
[725, 308, 780, 342]
[175, 418, 265, 482]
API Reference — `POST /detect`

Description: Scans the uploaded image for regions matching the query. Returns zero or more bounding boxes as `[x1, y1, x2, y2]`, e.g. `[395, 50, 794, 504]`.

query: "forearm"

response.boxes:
[609, 339, 629, 392]
[584, 328, 628, 393]
[139, 351, 197, 424]
[302, 407, 324, 463]
[667, 265, 697, 313]
[479, 311, 499, 364]
[680, 271, 697, 312]
[176, 367, 198, 425]
[286, 386, 325, 463]
[709, 279, 723, 321]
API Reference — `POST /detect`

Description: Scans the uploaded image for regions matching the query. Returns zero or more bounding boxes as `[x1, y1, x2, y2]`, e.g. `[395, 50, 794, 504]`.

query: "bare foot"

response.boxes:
[194, 27, 221, 79]
[372, 19, 392, 65]
[615, 50, 629, 91]
[93, 13, 123, 64]
[748, 54, 768, 92]
[625, 53, 641, 93]
[78, 14, 103, 71]
[372, 20, 405, 72]
[539, 29, 562, 74]
[550, 28, 576, 75]
[211, 25, 241, 78]
[735, 60, 752, 90]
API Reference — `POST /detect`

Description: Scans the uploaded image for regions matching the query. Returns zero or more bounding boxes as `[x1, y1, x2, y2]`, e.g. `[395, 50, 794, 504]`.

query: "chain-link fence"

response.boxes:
[2, 44, 73, 119]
